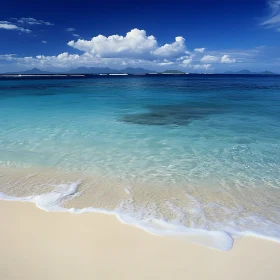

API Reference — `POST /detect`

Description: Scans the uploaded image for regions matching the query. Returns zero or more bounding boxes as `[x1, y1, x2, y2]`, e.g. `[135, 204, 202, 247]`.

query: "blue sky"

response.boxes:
[0, 0, 279, 73]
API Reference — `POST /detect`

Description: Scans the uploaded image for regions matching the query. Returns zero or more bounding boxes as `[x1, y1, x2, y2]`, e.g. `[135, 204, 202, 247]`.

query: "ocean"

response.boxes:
[0, 74, 279, 250]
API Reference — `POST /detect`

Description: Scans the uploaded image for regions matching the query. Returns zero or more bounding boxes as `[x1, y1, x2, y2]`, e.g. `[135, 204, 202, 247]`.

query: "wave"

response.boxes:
[0, 181, 234, 251]
[1, 180, 280, 251]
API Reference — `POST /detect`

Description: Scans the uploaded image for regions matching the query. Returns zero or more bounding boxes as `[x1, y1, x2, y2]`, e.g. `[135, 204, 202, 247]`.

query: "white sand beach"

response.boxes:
[0, 200, 279, 280]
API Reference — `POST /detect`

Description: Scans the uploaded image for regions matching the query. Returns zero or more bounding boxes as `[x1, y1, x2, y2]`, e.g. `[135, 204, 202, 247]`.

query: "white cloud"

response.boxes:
[68, 28, 157, 58]
[29, 52, 85, 68]
[158, 60, 175, 66]
[73, 34, 80, 37]
[181, 57, 192, 65]
[193, 64, 211, 70]
[12, 52, 140, 70]
[3, 27, 266, 72]
[0, 21, 31, 33]
[17, 17, 54, 26]
[261, 0, 280, 31]
[6, 51, 187, 70]
[201, 54, 236, 64]
[221, 55, 236, 64]
[200, 55, 219, 63]
[68, 28, 189, 60]
[0, 54, 17, 61]
[0, 18, 53, 33]
[152, 36, 187, 58]
[42, 41, 47, 44]
[194, 48, 205, 53]
[206, 46, 266, 64]
[66, 28, 76, 32]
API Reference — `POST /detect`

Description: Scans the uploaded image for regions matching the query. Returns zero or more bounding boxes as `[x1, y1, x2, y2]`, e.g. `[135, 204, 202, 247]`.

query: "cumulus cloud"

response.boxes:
[194, 48, 205, 53]
[68, 28, 189, 60]
[5, 51, 191, 70]
[193, 64, 211, 70]
[17, 17, 54, 26]
[152, 36, 187, 58]
[158, 60, 175, 66]
[201, 54, 236, 64]
[8, 52, 156, 69]
[261, 0, 280, 31]
[0, 21, 31, 33]
[220, 55, 236, 63]
[200, 55, 219, 63]
[2, 28, 241, 71]
[21, 52, 87, 68]
[180, 57, 192, 66]
[68, 28, 158, 58]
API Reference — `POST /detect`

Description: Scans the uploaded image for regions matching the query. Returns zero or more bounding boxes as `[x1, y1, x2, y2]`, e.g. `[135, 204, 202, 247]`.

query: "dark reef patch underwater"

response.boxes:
[120, 103, 227, 126]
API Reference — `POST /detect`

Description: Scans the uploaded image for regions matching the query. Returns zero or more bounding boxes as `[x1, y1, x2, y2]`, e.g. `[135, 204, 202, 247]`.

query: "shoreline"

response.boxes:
[0, 165, 280, 250]
[1, 200, 280, 280]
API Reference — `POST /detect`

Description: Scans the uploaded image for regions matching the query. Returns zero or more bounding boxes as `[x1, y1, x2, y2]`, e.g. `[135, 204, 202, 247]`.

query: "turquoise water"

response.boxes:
[1, 76, 279, 186]
[0, 75, 280, 247]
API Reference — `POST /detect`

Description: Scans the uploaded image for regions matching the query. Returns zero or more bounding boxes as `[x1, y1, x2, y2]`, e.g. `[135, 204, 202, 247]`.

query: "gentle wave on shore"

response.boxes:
[1, 166, 280, 250]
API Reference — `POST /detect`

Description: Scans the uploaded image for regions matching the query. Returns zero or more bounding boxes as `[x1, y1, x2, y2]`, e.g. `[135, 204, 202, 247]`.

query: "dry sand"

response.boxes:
[0, 200, 279, 280]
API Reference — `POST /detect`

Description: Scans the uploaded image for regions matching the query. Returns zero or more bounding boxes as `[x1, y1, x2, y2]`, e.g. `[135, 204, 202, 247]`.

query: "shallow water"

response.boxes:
[0, 75, 279, 249]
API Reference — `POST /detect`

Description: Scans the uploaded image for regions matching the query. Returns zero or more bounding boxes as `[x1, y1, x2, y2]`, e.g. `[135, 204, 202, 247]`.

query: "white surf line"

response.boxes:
[0, 182, 234, 251]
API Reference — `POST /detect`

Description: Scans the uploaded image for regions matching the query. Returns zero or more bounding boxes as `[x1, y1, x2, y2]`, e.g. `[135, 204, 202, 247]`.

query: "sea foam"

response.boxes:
[0, 181, 234, 251]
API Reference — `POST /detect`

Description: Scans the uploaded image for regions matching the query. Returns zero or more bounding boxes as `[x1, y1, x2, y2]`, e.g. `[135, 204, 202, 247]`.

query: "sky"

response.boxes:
[0, 0, 279, 73]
